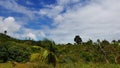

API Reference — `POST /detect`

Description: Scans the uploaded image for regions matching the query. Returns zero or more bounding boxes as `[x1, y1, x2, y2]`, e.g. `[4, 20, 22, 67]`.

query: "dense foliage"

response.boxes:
[0, 33, 120, 67]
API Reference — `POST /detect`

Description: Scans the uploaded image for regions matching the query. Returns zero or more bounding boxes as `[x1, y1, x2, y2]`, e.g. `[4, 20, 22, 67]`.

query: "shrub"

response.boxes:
[30, 53, 41, 62]
[8, 45, 30, 62]
[0, 44, 10, 63]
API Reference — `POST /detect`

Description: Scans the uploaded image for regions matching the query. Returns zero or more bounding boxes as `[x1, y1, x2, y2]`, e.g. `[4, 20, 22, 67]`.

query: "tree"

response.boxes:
[74, 35, 82, 44]
[47, 52, 56, 68]
[4, 30, 7, 35]
[97, 39, 100, 44]
[47, 40, 57, 68]
[112, 40, 116, 45]
[40, 39, 57, 68]
[101, 40, 109, 45]
[86, 39, 93, 45]
[118, 40, 120, 43]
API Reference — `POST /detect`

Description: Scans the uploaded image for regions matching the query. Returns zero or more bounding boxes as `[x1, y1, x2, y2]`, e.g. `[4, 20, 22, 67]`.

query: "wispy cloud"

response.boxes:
[39, 0, 120, 43]
[0, 0, 120, 43]
[0, 0, 36, 19]
[39, 5, 64, 18]
[26, 0, 34, 5]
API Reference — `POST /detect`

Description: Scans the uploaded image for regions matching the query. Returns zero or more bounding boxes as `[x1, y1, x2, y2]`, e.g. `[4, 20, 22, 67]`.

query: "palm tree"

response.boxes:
[47, 40, 57, 68]
[40, 39, 57, 68]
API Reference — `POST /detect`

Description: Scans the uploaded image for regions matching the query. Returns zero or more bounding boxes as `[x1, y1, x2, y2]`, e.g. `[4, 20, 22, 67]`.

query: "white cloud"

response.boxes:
[26, 33, 37, 40]
[0, 0, 35, 19]
[0, 16, 21, 34]
[0, 16, 46, 41]
[39, 0, 81, 18]
[18, 28, 46, 40]
[38, 31, 46, 37]
[39, 5, 64, 18]
[57, 0, 80, 6]
[1, 0, 120, 43]
[40, 0, 120, 43]
[26, 1, 34, 5]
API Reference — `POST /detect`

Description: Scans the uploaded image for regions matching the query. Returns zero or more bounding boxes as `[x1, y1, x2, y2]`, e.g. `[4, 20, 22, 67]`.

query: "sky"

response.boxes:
[0, 0, 120, 43]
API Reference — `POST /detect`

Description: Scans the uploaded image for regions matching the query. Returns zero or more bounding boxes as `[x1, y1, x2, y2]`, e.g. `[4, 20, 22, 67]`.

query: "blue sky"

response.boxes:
[0, 0, 120, 43]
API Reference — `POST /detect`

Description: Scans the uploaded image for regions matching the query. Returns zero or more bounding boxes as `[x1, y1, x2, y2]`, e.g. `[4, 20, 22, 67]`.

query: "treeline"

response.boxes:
[0, 33, 120, 67]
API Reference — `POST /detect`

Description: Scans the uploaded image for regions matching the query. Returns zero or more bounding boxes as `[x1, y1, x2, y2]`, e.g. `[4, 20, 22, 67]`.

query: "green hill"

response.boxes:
[1, 33, 120, 68]
[0, 33, 17, 42]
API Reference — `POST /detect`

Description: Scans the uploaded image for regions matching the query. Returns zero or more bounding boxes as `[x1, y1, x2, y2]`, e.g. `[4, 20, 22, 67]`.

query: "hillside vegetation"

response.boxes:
[0, 33, 120, 68]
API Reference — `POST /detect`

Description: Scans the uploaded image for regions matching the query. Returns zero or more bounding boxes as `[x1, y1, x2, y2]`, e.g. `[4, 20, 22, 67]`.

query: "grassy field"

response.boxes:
[0, 62, 120, 68]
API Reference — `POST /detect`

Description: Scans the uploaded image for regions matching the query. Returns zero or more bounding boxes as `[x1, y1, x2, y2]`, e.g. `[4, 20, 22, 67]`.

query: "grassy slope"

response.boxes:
[0, 33, 120, 68]
[0, 62, 120, 68]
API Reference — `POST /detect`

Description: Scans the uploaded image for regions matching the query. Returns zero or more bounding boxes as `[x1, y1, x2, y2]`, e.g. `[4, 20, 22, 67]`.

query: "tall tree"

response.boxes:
[74, 35, 82, 44]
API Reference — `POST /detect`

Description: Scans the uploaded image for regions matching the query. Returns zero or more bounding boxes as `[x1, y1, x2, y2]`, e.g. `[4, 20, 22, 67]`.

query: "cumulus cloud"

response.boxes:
[13, 27, 46, 41]
[0, 16, 46, 41]
[0, 16, 21, 34]
[40, 0, 120, 43]
[26, 33, 37, 40]
[25, 31, 46, 40]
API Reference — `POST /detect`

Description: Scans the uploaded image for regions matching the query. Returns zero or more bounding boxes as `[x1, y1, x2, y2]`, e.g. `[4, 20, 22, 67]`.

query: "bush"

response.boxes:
[30, 53, 41, 62]
[0, 44, 10, 63]
[30, 46, 41, 53]
[8, 45, 31, 62]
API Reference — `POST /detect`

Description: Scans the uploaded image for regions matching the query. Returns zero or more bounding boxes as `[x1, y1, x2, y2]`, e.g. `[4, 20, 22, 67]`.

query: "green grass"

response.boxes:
[35, 62, 120, 68]
[56, 63, 120, 68]
[0, 62, 120, 68]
